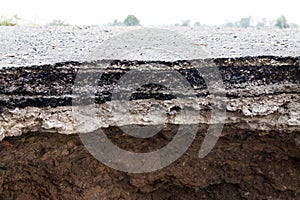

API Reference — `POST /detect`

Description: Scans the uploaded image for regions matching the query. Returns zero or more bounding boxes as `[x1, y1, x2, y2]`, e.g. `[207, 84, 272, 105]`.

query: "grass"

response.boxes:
[0, 15, 19, 26]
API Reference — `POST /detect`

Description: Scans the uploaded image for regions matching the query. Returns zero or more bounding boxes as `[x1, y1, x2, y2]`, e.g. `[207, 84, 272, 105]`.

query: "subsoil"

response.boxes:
[0, 126, 299, 200]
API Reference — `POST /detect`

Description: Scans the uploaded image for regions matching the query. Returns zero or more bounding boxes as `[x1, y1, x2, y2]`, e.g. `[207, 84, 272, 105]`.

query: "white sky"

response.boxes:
[0, 0, 299, 25]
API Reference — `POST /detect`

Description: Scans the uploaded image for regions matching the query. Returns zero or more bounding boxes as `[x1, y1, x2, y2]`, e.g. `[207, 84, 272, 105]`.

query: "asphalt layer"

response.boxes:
[0, 26, 300, 68]
[1, 57, 299, 109]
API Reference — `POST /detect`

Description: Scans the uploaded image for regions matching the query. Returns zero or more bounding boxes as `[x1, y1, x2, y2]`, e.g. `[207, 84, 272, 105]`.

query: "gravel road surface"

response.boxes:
[0, 26, 300, 68]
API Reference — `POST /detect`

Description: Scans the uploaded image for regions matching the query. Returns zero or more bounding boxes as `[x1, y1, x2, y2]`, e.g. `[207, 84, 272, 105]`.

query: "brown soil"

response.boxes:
[0, 126, 299, 200]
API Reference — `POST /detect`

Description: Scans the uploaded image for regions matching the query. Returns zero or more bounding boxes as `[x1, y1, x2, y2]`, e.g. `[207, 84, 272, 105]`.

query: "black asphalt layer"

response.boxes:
[0, 57, 299, 109]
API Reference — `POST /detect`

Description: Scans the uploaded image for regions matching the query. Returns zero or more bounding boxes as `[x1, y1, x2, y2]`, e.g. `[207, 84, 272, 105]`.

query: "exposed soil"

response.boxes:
[0, 126, 299, 200]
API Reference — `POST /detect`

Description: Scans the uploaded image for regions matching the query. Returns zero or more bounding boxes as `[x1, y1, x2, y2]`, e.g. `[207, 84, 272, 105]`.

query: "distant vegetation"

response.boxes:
[170, 15, 297, 29]
[275, 15, 289, 29]
[0, 14, 298, 29]
[108, 15, 140, 26]
[110, 19, 123, 26]
[123, 15, 140, 26]
[256, 18, 268, 28]
[239, 17, 252, 28]
[0, 15, 19, 26]
[223, 15, 297, 29]
[194, 22, 201, 27]
[181, 20, 191, 27]
[47, 19, 69, 26]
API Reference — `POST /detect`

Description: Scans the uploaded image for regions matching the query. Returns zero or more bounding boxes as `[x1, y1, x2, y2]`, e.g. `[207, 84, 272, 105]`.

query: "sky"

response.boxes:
[0, 0, 299, 26]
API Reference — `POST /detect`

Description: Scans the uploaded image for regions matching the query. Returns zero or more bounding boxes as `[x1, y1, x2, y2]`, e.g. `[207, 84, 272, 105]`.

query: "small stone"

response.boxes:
[288, 118, 300, 126]
[244, 192, 250, 196]
[62, 149, 69, 156]
[295, 136, 300, 146]
[5, 54, 15, 58]
[21, 55, 28, 60]
[41, 153, 49, 161]
[67, 140, 74, 147]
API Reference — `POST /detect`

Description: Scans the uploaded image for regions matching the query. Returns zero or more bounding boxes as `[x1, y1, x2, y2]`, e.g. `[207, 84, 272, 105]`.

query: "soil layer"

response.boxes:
[0, 126, 299, 200]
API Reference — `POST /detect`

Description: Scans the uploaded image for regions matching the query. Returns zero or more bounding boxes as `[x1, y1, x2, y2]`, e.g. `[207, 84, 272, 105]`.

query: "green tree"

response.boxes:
[275, 15, 289, 29]
[123, 15, 140, 26]
[239, 16, 251, 28]
[194, 22, 201, 27]
[181, 20, 190, 26]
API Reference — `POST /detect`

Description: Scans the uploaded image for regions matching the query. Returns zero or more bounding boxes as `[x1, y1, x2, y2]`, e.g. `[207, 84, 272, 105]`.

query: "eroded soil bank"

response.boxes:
[0, 126, 299, 200]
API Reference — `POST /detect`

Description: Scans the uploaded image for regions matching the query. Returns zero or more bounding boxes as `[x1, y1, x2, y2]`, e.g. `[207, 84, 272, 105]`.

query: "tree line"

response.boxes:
[224, 15, 297, 29]
[0, 14, 298, 29]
